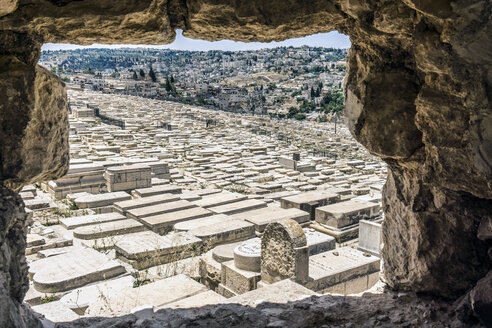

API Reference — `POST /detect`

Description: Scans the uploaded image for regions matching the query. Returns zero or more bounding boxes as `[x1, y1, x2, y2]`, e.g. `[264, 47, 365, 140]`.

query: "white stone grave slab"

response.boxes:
[240, 207, 310, 232]
[86, 274, 208, 316]
[24, 199, 50, 210]
[113, 193, 181, 214]
[305, 247, 380, 294]
[27, 234, 45, 248]
[32, 301, 79, 322]
[211, 241, 244, 263]
[126, 200, 196, 220]
[304, 228, 336, 255]
[60, 275, 134, 314]
[315, 200, 380, 228]
[357, 219, 382, 256]
[159, 290, 226, 309]
[190, 219, 255, 246]
[193, 193, 248, 208]
[132, 184, 182, 197]
[114, 231, 203, 269]
[140, 206, 212, 234]
[73, 219, 147, 240]
[173, 214, 232, 232]
[226, 279, 317, 306]
[280, 191, 340, 219]
[74, 191, 131, 208]
[31, 248, 126, 292]
[208, 199, 267, 215]
[60, 212, 126, 230]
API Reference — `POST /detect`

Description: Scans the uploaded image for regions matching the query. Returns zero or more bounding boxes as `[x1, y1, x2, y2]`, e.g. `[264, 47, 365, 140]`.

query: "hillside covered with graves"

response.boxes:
[20, 89, 390, 324]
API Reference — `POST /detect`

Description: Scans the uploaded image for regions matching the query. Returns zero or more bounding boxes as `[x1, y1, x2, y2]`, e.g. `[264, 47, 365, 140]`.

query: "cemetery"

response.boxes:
[21, 89, 387, 323]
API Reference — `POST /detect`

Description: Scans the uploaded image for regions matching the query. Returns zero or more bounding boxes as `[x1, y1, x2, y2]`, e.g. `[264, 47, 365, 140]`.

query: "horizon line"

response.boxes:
[42, 30, 351, 52]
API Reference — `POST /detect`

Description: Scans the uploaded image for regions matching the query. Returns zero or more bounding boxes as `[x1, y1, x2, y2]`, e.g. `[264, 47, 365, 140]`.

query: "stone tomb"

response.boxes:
[261, 219, 309, 284]
[236, 207, 310, 232]
[234, 238, 262, 272]
[280, 191, 340, 219]
[46, 163, 106, 199]
[73, 219, 147, 240]
[25, 233, 73, 256]
[32, 301, 80, 322]
[126, 199, 196, 221]
[233, 228, 335, 273]
[190, 219, 255, 246]
[30, 248, 126, 292]
[74, 191, 131, 209]
[208, 199, 267, 215]
[147, 161, 170, 179]
[315, 200, 380, 241]
[114, 231, 203, 269]
[161, 290, 226, 309]
[86, 274, 208, 316]
[212, 241, 244, 263]
[132, 184, 182, 198]
[219, 260, 261, 296]
[173, 214, 232, 232]
[60, 212, 126, 230]
[226, 279, 317, 307]
[305, 247, 380, 295]
[315, 200, 381, 228]
[357, 219, 383, 257]
[140, 206, 212, 234]
[23, 198, 50, 210]
[279, 156, 297, 170]
[113, 193, 181, 214]
[104, 164, 152, 192]
[60, 275, 134, 315]
[193, 192, 247, 208]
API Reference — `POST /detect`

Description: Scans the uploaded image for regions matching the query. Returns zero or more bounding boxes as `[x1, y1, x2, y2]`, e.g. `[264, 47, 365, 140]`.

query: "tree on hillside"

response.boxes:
[149, 66, 157, 82]
[170, 75, 175, 83]
[321, 91, 332, 105]
[132, 70, 138, 80]
[165, 76, 172, 92]
[139, 68, 145, 79]
[310, 86, 315, 99]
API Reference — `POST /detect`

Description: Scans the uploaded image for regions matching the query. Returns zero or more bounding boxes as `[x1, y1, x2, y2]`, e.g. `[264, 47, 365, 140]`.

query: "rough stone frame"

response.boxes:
[0, 0, 491, 326]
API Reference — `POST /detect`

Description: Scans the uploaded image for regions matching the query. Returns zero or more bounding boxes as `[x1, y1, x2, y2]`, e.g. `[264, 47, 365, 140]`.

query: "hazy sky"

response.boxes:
[42, 30, 350, 51]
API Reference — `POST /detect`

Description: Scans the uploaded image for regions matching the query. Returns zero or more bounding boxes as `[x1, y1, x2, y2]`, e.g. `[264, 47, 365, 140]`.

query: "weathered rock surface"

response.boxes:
[0, 0, 17, 17]
[0, 0, 490, 326]
[469, 271, 492, 327]
[0, 31, 69, 191]
[382, 170, 491, 297]
[55, 283, 482, 328]
[0, 186, 42, 328]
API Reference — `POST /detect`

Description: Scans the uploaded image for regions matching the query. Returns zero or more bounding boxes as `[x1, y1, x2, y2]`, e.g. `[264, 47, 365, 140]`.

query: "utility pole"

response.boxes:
[334, 114, 337, 134]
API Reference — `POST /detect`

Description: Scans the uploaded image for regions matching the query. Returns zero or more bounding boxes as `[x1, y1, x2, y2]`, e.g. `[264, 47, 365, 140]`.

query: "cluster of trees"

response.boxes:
[160, 75, 177, 95]
[310, 81, 324, 98]
[320, 92, 344, 113]
[82, 68, 95, 74]
[286, 90, 344, 120]
[287, 107, 307, 120]
[132, 66, 157, 82]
